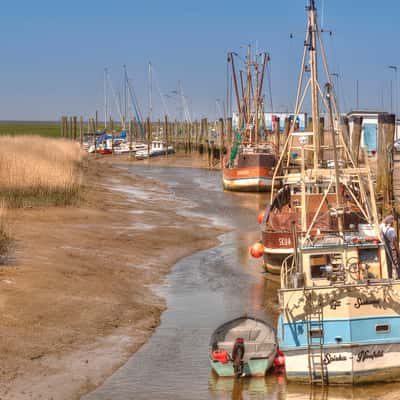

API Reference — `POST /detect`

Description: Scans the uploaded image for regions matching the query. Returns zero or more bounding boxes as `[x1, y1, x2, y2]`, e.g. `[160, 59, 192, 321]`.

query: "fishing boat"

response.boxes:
[274, 0, 400, 385]
[223, 47, 277, 192]
[209, 316, 277, 377]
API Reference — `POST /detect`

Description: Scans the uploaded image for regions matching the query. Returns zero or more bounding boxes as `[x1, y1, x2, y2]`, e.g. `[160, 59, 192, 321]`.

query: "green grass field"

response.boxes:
[0, 122, 60, 137]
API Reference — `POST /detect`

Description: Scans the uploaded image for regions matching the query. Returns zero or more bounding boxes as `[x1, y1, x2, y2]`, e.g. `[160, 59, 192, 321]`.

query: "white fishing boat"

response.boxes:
[135, 140, 174, 158]
[275, 0, 400, 385]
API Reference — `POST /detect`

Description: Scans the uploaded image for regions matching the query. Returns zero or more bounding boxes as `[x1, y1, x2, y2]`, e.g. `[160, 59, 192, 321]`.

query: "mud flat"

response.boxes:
[0, 159, 224, 400]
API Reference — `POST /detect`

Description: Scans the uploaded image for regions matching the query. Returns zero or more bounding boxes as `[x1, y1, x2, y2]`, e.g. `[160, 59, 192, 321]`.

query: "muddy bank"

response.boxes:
[0, 159, 225, 400]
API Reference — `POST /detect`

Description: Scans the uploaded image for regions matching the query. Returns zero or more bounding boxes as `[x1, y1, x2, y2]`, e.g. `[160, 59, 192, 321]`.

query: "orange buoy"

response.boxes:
[257, 210, 265, 225]
[250, 242, 264, 258]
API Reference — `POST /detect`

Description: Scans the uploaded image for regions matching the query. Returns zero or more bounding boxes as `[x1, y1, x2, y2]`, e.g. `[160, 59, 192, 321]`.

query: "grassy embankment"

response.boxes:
[0, 122, 84, 257]
[0, 121, 60, 137]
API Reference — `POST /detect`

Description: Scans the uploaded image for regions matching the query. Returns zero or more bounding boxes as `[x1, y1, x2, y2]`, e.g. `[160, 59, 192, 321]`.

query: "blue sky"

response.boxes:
[0, 0, 399, 120]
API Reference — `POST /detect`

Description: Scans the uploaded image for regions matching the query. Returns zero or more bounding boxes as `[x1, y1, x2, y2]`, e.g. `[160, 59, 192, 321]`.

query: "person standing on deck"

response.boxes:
[380, 215, 400, 279]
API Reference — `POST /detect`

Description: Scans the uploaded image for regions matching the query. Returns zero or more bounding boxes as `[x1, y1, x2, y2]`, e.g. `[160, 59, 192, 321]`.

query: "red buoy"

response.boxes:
[250, 242, 264, 258]
[273, 349, 285, 370]
[257, 210, 265, 225]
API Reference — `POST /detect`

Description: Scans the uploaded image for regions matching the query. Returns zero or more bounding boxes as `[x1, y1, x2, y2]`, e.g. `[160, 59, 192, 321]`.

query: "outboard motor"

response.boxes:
[232, 337, 245, 377]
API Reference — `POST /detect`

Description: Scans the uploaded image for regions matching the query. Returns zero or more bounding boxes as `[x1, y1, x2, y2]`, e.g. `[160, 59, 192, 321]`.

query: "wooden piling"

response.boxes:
[146, 118, 151, 159]
[79, 116, 83, 145]
[226, 117, 233, 148]
[73, 116, 77, 141]
[273, 117, 280, 152]
[164, 115, 169, 159]
[218, 118, 224, 169]
[351, 116, 363, 166]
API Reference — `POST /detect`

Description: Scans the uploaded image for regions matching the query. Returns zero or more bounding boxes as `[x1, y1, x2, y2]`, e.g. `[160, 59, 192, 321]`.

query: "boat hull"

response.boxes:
[210, 358, 272, 377]
[223, 167, 273, 192]
[283, 343, 400, 384]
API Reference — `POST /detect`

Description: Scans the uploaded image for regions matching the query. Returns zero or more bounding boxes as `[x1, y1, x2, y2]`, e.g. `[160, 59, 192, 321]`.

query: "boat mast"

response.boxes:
[104, 68, 108, 130]
[308, 0, 321, 170]
[246, 45, 252, 136]
[255, 57, 259, 146]
[148, 61, 153, 124]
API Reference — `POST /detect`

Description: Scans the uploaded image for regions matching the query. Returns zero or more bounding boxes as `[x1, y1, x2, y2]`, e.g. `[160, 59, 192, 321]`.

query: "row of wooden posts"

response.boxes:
[60, 112, 397, 201]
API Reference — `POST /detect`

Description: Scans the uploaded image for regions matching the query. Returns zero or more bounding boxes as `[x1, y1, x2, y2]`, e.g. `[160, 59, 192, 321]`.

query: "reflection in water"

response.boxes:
[84, 166, 400, 400]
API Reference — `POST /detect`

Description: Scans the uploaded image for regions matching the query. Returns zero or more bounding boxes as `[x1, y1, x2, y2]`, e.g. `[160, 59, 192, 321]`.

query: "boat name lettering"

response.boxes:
[356, 349, 384, 362]
[354, 298, 380, 308]
[278, 237, 291, 247]
[323, 353, 347, 365]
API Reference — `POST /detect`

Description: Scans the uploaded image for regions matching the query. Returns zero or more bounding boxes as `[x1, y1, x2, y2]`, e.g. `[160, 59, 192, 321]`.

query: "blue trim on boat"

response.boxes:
[279, 314, 400, 349]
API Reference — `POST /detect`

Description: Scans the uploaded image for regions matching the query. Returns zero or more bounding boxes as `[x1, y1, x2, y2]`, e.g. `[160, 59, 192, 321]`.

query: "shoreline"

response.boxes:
[0, 156, 226, 400]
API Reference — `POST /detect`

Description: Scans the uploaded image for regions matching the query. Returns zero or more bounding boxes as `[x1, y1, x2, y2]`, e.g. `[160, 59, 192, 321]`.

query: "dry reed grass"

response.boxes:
[0, 136, 85, 207]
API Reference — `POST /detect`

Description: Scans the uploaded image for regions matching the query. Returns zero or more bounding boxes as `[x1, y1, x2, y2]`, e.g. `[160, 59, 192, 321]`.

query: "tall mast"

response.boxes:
[104, 68, 108, 130]
[148, 62, 153, 123]
[309, 0, 321, 169]
[246, 45, 252, 130]
[122, 64, 127, 130]
[255, 59, 259, 146]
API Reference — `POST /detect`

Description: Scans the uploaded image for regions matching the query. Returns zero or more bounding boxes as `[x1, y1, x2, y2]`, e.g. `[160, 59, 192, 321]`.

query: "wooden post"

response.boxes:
[164, 115, 169, 159]
[218, 118, 224, 169]
[79, 116, 83, 145]
[129, 119, 133, 160]
[73, 116, 77, 141]
[226, 117, 233, 148]
[387, 114, 396, 210]
[282, 117, 291, 150]
[95, 110, 98, 131]
[146, 118, 151, 159]
[273, 116, 280, 152]
[60, 117, 64, 137]
[68, 117, 73, 140]
[351, 116, 363, 167]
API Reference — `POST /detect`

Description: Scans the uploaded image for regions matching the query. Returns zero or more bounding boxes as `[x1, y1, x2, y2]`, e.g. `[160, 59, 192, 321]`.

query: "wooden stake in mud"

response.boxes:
[73, 116, 77, 141]
[218, 118, 224, 169]
[226, 117, 233, 147]
[164, 115, 169, 159]
[129, 119, 133, 161]
[146, 118, 151, 159]
[273, 116, 280, 152]
[351, 116, 363, 166]
[79, 116, 83, 146]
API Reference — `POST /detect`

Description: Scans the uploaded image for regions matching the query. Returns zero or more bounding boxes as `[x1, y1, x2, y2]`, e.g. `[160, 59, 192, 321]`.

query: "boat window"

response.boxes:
[359, 248, 379, 263]
[358, 248, 381, 279]
[376, 324, 390, 333]
[310, 253, 342, 279]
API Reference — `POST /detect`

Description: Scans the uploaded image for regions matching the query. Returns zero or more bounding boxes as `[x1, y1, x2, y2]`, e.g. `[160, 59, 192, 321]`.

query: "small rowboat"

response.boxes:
[209, 316, 277, 378]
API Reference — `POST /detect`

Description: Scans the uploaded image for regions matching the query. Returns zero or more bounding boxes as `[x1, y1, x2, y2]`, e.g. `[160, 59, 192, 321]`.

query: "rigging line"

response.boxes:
[106, 71, 124, 125]
[126, 77, 145, 137]
[151, 64, 172, 120]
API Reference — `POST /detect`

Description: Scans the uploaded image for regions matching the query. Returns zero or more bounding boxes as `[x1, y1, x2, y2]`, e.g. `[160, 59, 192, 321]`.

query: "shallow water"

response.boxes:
[84, 165, 399, 400]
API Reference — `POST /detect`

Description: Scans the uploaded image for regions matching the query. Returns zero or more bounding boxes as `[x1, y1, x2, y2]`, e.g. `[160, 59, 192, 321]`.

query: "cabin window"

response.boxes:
[358, 248, 381, 279]
[310, 253, 342, 279]
[359, 248, 379, 263]
[376, 324, 390, 333]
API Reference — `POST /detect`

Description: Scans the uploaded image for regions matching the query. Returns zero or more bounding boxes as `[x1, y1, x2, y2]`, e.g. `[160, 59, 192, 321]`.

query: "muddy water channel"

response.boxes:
[84, 166, 398, 400]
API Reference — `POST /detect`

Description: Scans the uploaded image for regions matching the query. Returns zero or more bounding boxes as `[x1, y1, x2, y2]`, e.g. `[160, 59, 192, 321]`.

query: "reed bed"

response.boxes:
[0, 136, 84, 207]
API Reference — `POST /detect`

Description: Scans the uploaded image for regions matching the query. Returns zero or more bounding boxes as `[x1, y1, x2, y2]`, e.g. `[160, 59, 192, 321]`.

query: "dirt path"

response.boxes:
[0, 158, 224, 400]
